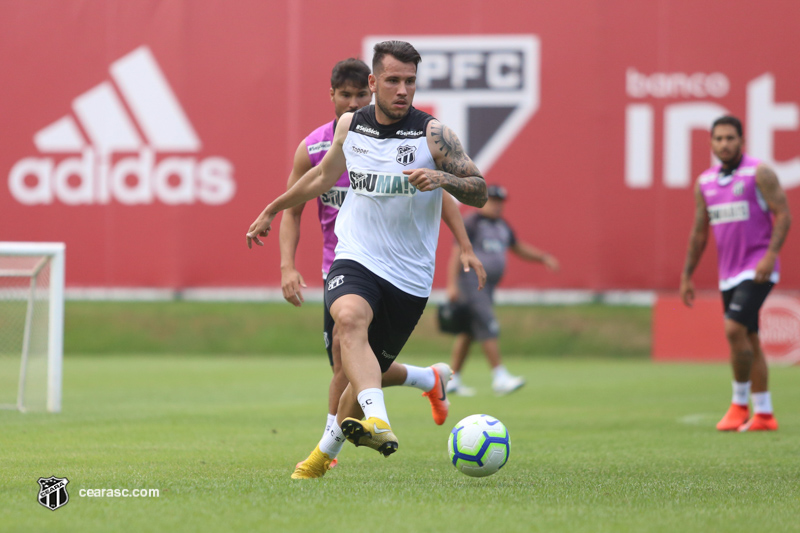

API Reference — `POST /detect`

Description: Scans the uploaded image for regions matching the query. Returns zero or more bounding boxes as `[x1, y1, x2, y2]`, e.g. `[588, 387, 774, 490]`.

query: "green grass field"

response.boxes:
[3, 353, 799, 533]
[62, 301, 651, 357]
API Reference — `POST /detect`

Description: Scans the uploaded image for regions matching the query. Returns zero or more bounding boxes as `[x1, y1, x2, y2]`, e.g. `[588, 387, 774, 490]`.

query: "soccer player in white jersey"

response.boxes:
[247, 41, 488, 478]
[278, 58, 486, 472]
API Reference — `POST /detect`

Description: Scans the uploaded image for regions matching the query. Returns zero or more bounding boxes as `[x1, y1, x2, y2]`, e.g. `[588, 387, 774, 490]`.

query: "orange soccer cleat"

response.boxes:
[716, 403, 749, 431]
[422, 363, 452, 425]
[738, 413, 779, 432]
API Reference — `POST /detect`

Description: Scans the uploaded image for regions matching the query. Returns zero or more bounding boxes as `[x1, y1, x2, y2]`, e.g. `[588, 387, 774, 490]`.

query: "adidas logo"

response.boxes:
[8, 46, 235, 205]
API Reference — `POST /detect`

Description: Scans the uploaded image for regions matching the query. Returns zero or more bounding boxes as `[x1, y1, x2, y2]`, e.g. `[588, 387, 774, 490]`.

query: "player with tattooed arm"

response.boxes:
[680, 115, 791, 432]
[247, 40, 488, 477]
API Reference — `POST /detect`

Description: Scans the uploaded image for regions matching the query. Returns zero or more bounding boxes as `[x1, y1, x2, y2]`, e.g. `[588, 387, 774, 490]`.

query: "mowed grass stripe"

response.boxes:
[63, 301, 651, 357]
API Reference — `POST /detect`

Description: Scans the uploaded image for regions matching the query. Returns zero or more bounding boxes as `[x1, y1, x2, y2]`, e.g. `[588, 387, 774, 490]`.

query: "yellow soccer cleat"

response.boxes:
[290, 446, 334, 479]
[295, 458, 337, 470]
[340, 417, 398, 457]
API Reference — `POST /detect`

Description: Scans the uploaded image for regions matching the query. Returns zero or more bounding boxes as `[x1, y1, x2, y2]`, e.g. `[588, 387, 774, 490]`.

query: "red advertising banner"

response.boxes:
[1, 1, 798, 290]
[653, 293, 800, 365]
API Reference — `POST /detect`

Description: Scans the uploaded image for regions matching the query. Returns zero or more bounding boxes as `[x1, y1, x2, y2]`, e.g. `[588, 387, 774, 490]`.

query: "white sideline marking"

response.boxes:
[678, 413, 715, 425]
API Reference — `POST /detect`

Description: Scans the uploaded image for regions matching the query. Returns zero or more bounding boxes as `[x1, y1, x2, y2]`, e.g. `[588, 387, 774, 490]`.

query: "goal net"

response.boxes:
[0, 243, 64, 412]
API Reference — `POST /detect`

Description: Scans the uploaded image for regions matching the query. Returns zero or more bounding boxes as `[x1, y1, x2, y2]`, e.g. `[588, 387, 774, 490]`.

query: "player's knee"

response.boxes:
[724, 319, 748, 345]
[332, 307, 369, 336]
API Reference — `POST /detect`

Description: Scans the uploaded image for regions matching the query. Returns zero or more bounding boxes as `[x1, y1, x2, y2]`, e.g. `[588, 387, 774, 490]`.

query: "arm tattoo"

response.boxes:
[757, 165, 792, 254]
[430, 123, 487, 207]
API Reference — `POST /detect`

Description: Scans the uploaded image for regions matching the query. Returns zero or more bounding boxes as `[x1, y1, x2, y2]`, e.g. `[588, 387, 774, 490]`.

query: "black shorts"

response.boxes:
[325, 259, 428, 372]
[459, 278, 499, 341]
[721, 279, 774, 333]
[323, 303, 334, 366]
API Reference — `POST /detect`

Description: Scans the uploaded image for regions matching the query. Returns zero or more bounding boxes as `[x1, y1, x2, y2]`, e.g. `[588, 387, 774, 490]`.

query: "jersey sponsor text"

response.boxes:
[708, 201, 750, 225]
[349, 170, 417, 197]
[307, 141, 332, 155]
[319, 186, 347, 209]
[355, 124, 380, 137]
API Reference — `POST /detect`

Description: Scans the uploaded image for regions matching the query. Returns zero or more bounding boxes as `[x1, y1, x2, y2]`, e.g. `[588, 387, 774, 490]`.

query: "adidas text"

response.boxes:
[7, 46, 236, 206]
[9, 148, 235, 205]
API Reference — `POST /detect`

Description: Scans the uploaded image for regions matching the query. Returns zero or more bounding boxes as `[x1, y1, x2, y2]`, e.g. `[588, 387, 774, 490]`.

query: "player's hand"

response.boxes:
[754, 252, 776, 284]
[281, 268, 307, 307]
[404, 168, 444, 192]
[246, 212, 276, 248]
[446, 284, 460, 302]
[543, 254, 560, 272]
[461, 250, 487, 290]
[679, 276, 695, 308]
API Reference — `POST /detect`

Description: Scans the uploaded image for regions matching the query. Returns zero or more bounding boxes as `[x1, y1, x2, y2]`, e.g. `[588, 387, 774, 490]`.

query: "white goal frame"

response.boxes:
[0, 242, 65, 412]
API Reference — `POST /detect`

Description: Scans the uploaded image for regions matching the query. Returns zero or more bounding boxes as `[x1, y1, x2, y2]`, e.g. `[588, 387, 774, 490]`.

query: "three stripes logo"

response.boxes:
[8, 46, 235, 205]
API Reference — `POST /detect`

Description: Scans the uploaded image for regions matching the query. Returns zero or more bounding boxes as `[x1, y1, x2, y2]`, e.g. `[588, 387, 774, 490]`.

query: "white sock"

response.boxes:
[319, 420, 346, 458]
[752, 391, 773, 414]
[357, 388, 390, 425]
[450, 372, 462, 387]
[324, 413, 336, 434]
[732, 381, 751, 406]
[492, 365, 510, 381]
[403, 364, 435, 391]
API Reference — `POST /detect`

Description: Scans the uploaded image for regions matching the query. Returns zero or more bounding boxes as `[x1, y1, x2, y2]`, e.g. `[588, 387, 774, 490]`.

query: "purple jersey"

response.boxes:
[698, 154, 779, 290]
[304, 120, 349, 275]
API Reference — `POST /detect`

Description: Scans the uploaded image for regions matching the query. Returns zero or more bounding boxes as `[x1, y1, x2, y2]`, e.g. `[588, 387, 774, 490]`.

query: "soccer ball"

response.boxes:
[447, 414, 510, 477]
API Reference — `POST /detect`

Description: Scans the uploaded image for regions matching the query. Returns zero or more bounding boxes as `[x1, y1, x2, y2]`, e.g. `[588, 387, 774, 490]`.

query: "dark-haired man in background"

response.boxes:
[680, 115, 791, 432]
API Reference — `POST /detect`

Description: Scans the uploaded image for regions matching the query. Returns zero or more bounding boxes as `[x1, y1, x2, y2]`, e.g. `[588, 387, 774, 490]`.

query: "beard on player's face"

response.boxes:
[376, 95, 408, 121]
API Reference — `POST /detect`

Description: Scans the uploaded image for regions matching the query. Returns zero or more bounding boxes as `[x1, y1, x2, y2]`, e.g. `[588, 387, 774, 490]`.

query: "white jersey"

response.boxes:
[335, 105, 441, 297]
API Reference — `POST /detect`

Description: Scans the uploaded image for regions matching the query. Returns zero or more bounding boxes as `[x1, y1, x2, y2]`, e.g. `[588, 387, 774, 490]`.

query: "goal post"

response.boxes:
[0, 242, 64, 412]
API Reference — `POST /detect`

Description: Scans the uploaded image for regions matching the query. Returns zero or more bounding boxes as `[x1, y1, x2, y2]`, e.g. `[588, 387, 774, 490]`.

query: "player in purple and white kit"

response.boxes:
[680, 115, 791, 432]
[275, 58, 486, 475]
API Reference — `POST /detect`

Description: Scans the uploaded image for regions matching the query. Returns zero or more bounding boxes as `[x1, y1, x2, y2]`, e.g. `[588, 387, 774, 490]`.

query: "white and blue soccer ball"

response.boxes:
[447, 414, 510, 477]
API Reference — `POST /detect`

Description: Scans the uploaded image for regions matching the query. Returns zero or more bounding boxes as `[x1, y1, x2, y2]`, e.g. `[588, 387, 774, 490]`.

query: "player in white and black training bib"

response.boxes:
[247, 40, 488, 478]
